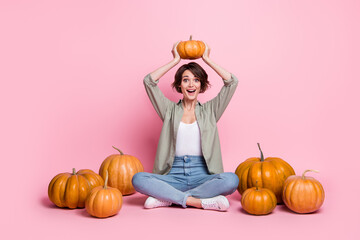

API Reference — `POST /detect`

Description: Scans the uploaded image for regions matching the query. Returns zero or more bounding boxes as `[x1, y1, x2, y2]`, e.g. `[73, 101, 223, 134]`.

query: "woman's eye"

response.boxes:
[183, 79, 188, 82]
[195, 79, 200, 82]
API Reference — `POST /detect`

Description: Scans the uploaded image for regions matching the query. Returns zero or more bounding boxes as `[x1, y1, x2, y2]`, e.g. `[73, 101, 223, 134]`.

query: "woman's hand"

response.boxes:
[202, 41, 211, 63]
[201, 42, 231, 80]
[149, 41, 181, 81]
[172, 41, 181, 64]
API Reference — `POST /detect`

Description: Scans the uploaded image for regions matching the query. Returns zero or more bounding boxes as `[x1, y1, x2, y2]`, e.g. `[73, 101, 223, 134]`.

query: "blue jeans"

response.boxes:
[132, 155, 239, 208]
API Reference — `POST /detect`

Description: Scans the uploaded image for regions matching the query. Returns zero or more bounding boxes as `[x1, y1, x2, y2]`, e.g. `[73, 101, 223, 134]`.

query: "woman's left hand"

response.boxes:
[202, 41, 211, 62]
[201, 42, 231, 80]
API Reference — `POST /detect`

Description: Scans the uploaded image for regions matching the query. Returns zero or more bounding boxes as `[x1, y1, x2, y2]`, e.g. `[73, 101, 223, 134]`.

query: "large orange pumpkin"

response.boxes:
[177, 35, 205, 59]
[99, 146, 144, 195]
[241, 181, 277, 215]
[48, 168, 104, 208]
[235, 143, 295, 203]
[282, 169, 325, 213]
[85, 171, 123, 218]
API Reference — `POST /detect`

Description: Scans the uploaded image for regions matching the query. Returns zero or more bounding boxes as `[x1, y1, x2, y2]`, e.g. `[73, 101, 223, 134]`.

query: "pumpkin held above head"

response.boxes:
[177, 35, 205, 60]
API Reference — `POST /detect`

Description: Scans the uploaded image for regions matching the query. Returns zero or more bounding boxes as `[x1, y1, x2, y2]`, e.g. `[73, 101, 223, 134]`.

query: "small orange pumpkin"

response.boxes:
[241, 181, 277, 215]
[235, 143, 295, 203]
[177, 35, 205, 59]
[86, 170, 123, 218]
[48, 168, 104, 208]
[99, 146, 144, 195]
[282, 169, 325, 213]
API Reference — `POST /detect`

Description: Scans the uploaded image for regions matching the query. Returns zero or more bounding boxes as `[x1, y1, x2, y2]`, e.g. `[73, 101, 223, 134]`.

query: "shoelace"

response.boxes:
[156, 199, 171, 206]
[202, 200, 221, 209]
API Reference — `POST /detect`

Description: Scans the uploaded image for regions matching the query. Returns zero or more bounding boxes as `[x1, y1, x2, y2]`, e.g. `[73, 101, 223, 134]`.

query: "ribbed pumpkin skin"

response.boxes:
[76, 169, 104, 188]
[282, 170, 325, 213]
[235, 144, 295, 204]
[99, 148, 144, 195]
[85, 185, 122, 218]
[241, 186, 277, 215]
[177, 36, 205, 60]
[236, 157, 295, 203]
[48, 169, 104, 208]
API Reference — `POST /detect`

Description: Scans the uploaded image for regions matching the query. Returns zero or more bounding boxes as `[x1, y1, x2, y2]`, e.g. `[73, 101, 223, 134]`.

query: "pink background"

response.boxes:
[1, 0, 359, 239]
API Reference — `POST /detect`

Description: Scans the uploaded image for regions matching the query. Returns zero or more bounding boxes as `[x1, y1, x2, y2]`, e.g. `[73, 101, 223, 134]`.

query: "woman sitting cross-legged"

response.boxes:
[132, 41, 239, 211]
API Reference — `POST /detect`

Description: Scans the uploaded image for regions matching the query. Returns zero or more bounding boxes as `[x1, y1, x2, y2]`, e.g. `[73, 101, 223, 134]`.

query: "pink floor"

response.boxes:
[12, 187, 355, 240]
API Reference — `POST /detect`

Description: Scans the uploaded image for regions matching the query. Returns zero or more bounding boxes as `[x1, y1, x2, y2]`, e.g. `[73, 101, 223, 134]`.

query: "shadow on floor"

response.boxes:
[123, 194, 148, 206]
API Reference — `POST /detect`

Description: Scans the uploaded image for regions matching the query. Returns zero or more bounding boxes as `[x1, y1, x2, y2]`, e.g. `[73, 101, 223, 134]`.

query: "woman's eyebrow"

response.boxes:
[182, 75, 198, 78]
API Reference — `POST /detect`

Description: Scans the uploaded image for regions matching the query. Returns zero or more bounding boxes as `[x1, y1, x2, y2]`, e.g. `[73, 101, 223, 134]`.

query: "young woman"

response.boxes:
[132, 41, 239, 211]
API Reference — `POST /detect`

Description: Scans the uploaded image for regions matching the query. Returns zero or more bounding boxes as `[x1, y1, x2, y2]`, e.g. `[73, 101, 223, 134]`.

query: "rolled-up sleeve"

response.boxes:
[143, 74, 172, 121]
[206, 73, 238, 122]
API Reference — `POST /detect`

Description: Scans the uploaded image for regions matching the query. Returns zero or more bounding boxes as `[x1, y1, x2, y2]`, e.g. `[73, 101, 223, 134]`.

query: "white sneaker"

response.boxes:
[201, 195, 230, 211]
[144, 196, 172, 209]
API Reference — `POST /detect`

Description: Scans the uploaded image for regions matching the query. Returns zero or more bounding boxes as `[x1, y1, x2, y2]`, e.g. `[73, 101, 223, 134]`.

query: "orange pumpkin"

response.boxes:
[99, 146, 144, 195]
[48, 168, 104, 208]
[235, 143, 295, 203]
[241, 181, 277, 215]
[282, 169, 325, 213]
[86, 170, 123, 218]
[177, 35, 205, 59]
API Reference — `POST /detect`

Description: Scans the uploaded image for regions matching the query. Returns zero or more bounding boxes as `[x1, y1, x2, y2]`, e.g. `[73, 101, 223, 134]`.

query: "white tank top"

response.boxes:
[175, 121, 202, 156]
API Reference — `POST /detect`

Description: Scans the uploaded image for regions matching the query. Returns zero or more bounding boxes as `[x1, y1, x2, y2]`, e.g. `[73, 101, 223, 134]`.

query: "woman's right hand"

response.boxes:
[172, 41, 181, 63]
[149, 41, 181, 81]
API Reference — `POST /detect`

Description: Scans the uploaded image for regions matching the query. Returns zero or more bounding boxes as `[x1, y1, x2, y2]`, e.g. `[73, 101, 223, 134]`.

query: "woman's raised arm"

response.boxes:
[150, 41, 181, 81]
[143, 42, 181, 121]
[201, 42, 232, 81]
[201, 42, 238, 121]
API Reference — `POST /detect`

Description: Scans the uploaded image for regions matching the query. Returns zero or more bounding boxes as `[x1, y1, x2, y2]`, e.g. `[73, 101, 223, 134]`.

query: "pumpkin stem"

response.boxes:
[257, 143, 264, 162]
[112, 146, 124, 155]
[302, 169, 320, 180]
[72, 168, 76, 175]
[104, 170, 109, 189]
[255, 180, 259, 191]
[190, 35, 192, 40]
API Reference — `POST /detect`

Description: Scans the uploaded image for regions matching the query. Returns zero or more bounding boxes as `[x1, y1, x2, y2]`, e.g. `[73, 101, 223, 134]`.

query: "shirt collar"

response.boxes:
[177, 99, 202, 107]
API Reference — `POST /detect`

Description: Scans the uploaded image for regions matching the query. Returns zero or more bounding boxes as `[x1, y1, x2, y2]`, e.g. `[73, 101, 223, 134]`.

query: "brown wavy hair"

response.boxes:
[172, 62, 210, 93]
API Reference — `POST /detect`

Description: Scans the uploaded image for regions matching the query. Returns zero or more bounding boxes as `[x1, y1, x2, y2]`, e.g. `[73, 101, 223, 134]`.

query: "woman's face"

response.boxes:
[180, 70, 201, 101]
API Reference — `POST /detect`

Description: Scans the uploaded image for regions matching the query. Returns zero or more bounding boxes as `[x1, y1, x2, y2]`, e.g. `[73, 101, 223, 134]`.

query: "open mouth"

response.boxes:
[187, 89, 196, 93]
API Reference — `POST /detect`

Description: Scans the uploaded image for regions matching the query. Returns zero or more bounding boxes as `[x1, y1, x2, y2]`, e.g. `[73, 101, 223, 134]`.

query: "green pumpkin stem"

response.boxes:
[257, 143, 264, 162]
[301, 169, 320, 180]
[190, 35, 192, 40]
[112, 146, 124, 155]
[72, 168, 76, 175]
[104, 170, 109, 189]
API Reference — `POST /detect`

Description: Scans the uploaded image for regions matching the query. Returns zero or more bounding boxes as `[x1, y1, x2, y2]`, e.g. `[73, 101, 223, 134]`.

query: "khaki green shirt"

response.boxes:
[144, 73, 238, 175]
